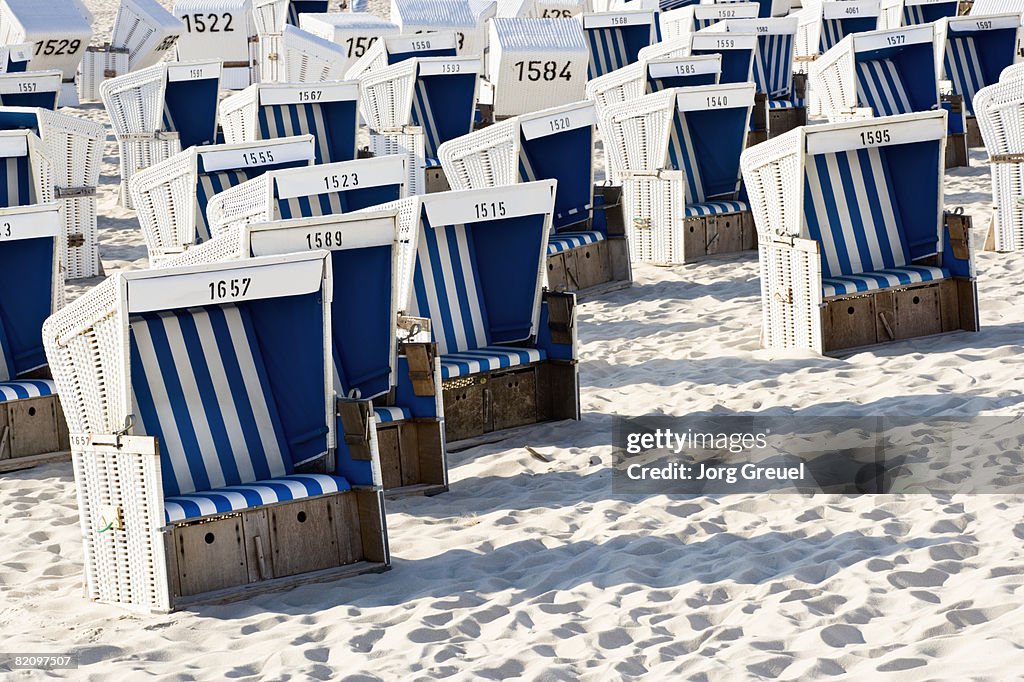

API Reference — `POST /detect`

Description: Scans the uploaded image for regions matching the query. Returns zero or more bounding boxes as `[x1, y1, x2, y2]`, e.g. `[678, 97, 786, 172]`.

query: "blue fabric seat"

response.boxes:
[752, 33, 795, 101]
[374, 406, 411, 424]
[163, 473, 350, 523]
[768, 99, 804, 110]
[547, 231, 604, 255]
[0, 379, 56, 402]
[441, 346, 546, 380]
[411, 72, 478, 163]
[685, 201, 748, 218]
[823, 265, 949, 298]
[130, 304, 296, 500]
[195, 169, 259, 243]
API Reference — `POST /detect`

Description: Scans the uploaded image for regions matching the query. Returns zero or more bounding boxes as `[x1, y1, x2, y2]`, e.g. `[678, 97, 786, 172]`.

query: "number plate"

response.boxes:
[0, 73, 60, 95]
[805, 115, 946, 155]
[126, 257, 326, 313]
[822, 0, 880, 20]
[274, 155, 406, 200]
[8, 44, 32, 62]
[417, 58, 480, 76]
[583, 11, 654, 29]
[0, 207, 60, 241]
[676, 84, 755, 112]
[249, 215, 396, 256]
[694, 5, 760, 20]
[521, 103, 597, 140]
[854, 25, 932, 52]
[199, 139, 314, 173]
[647, 57, 721, 80]
[0, 135, 28, 159]
[386, 33, 458, 54]
[947, 15, 1019, 32]
[423, 182, 554, 227]
[167, 61, 220, 82]
[259, 81, 359, 106]
[690, 33, 758, 51]
[721, 17, 799, 35]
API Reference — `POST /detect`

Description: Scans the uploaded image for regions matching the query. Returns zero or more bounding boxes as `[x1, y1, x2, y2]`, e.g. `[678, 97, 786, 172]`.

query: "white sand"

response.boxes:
[2, 1, 1023, 680]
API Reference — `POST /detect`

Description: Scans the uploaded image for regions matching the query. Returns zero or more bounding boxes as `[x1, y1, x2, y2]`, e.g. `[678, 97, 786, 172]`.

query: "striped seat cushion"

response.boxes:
[130, 304, 293, 498]
[822, 265, 948, 298]
[804, 146, 910, 279]
[685, 201, 747, 218]
[547, 231, 604, 255]
[0, 155, 30, 208]
[374, 406, 411, 424]
[753, 34, 795, 100]
[855, 58, 912, 116]
[944, 36, 985, 116]
[0, 379, 55, 402]
[768, 99, 803, 110]
[277, 192, 346, 220]
[258, 103, 332, 164]
[440, 346, 546, 380]
[425, 157, 442, 168]
[163, 473, 350, 523]
[410, 221, 490, 356]
[195, 169, 259, 243]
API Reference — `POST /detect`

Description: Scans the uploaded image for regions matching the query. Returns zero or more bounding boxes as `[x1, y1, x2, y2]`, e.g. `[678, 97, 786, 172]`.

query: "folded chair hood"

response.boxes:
[937, 14, 1020, 116]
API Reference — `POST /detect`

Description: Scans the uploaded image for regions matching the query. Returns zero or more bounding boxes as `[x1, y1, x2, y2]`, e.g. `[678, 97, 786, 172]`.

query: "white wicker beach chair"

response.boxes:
[256, 23, 349, 84]
[936, 13, 1021, 148]
[0, 0, 92, 105]
[585, 53, 722, 120]
[1001, 61, 1024, 82]
[878, 0, 958, 28]
[355, 180, 580, 444]
[101, 60, 221, 208]
[206, 154, 408, 238]
[390, 0, 485, 56]
[581, 9, 659, 79]
[43, 251, 390, 612]
[496, 0, 585, 17]
[487, 18, 589, 119]
[741, 110, 979, 354]
[603, 84, 758, 262]
[659, 3, 761, 39]
[173, 0, 256, 90]
[973, 77, 1024, 251]
[220, 81, 361, 167]
[0, 70, 62, 109]
[0, 107, 104, 279]
[358, 56, 481, 191]
[0, 42, 31, 74]
[300, 12, 401, 75]
[130, 135, 317, 265]
[440, 100, 632, 292]
[0, 202, 70, 473]
[77, 47, 129, 104]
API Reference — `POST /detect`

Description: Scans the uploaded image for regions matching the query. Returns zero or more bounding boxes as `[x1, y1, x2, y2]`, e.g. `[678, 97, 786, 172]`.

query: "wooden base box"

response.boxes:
[546, 237, 631, 297]
[166, 489, 388, 608]
[426, 167, 450, 194]
[823, 277, 979, 355]
[768, 106, 807, 139]
[376, 419, 447, 498]
[946, 133, 969, 169]
[681, 210, 757, 262]
[442, 360, 579, 444]
[0, 394, 71, 473]
[966, 115, 982, 149]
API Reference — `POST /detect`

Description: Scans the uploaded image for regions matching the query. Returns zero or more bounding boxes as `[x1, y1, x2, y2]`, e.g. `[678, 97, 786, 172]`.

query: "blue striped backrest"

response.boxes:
[411, 79, 444, 160]
[752, 33, 794, 99]
[667, 114, 704, 203]
[586, 25, 654, 79]
[902, 1, 955, 25]
[409, 219, 490, 355]
[410, 74, 477, 161]
[0, 232, 53, 377]
[517, 127, 594, 230]
[276, 185, 403, 220]
[0, 156, 30, 208]
[944, 36, 985, 115]
[258, 103, 332, 164]
[803, 146, 911, 278]
[855, 59, 912, 116]
[195, 169, 259, 243]
[129, 304, 293, 497]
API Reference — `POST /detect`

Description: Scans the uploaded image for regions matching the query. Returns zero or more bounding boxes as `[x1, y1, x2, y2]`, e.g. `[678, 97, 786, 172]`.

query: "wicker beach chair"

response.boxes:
[0, 202, 69, 473]
[878, 0, 958, 28]
[358, 56, 481, 193]
[220, 80, 360, 166]
[495, 0, 585, 17]
[585, 53, 722, 121]
[356, 180, 580, 444]
[130, 135, 317, 265]
[256, 23, 349, 84]
[43, 251, 390, 612]
[173, 0, 257, 90]
[206, 154, 408, 238]
[741, 110, 979, 354]
[440, 100, 631, 294]
[973, 77, 1024, 251]
[487, 18, 589, 119]
[602, 84, 758, 263]
[101, 60, 222, 209]
[390, 0, 485, 57]
[0, 107, 104, 279]
[300, 12, 401, 75]
[0, 0, 92, 105]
